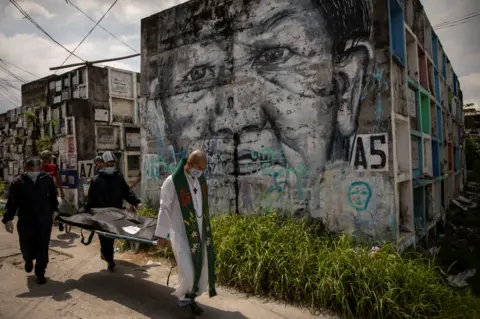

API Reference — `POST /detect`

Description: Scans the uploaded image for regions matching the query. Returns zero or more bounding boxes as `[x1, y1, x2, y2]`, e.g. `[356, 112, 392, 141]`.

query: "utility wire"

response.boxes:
[56, 0, 119, 72]
[0, 62, 28, 83]
[9, 0, 85, 62]
[0, 79, 21, 91]
[434, 11, 480, 30]
[0, 63, 27, 83]
[0, 58, 39, 78]
[433, 10, 480, 28]
[0, 83, 20, 99]
[0, 84, 20, 106]
[435, 16, 479, 31]
[66, 0, 137, 53]
[0, 89, 19, 107]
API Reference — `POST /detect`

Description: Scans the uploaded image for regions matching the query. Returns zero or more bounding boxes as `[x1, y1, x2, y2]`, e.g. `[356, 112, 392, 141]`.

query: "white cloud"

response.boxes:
[119, 34, 139, 42]
[73, 0, 188, 24]
[0, 0, 479, 112]
[0, 31, 140, 111]
[5, 1, 56, 20]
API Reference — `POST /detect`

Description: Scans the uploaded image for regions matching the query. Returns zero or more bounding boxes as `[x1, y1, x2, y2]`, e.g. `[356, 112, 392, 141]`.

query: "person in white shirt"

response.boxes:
[155, 150, 216, 317]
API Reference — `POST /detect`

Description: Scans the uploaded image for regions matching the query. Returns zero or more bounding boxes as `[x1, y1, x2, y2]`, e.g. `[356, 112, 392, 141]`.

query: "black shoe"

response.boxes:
[188, 302, 204, 316]
[59, 223, 64, 232]
[107, 261, 116, 272]
[37, 276, 47, 285]
[24, 261, 33, 273]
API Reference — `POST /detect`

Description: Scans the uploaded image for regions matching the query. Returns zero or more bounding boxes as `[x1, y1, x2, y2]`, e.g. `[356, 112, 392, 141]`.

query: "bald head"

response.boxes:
[188, 150, 207, 163]
[185, 150, 207, 177]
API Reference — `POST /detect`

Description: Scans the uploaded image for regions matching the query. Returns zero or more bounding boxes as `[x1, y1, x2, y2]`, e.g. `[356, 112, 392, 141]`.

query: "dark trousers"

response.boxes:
[98, 235, 114, 263]
[18, 223, 52, 277]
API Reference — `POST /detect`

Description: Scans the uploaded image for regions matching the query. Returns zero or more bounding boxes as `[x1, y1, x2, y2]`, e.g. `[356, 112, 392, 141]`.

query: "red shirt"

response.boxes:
[42, 163, 59, 179]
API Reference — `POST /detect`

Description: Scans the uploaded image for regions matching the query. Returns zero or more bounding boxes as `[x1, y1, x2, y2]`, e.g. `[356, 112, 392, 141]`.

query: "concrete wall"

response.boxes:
[21, 76, 51, 106]
[140, 0, 396, 240]
[70, 99, 96, 161]
[87, 66, 109, 110]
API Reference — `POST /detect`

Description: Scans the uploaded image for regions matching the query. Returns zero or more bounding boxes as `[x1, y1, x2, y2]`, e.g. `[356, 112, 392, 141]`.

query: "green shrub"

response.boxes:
[211, 213, 480, 319]
[35, 136, 52, 153]
[0, 182, 4, 199]
[136, 206, 157, 218]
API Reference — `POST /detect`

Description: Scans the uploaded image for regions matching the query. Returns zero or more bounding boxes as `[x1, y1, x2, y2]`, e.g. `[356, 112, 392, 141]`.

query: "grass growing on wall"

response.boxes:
[35, 136, 52, 153]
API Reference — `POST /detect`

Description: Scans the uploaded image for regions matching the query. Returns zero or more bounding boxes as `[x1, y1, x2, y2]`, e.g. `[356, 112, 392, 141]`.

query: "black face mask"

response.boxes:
[94, 165, 101, 175]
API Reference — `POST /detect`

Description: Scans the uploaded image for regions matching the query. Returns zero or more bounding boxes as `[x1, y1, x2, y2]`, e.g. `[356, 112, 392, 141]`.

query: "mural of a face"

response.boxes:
[347, 181, 372, 212]
[142, 0, 384, 222]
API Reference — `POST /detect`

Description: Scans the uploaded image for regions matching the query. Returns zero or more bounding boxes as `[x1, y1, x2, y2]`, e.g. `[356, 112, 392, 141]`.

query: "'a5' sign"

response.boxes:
[350, 133, 388, 172]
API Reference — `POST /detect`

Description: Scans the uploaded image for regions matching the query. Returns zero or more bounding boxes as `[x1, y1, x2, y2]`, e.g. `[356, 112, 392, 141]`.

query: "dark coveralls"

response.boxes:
[3, 173, 59, 277]
[85, 167, 141, 263]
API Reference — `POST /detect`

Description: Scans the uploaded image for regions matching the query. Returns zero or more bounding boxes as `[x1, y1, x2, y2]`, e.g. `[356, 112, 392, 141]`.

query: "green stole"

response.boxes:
[171, 158, 217, 299]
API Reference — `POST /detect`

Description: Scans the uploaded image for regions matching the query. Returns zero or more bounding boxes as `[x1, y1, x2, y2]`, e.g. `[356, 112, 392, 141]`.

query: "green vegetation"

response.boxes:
[24, 110, 37, 128]
[211, 213, 480, 319]
[121, 208, 480, 319]
[35, 136, 52, 153]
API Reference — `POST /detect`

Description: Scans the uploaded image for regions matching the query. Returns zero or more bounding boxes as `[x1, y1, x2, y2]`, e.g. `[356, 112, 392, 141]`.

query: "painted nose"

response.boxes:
[209, 80, 266, 136]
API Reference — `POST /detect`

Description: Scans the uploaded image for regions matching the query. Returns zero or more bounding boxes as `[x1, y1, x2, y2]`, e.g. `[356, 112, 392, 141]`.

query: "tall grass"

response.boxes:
[212, 213, 480, 319]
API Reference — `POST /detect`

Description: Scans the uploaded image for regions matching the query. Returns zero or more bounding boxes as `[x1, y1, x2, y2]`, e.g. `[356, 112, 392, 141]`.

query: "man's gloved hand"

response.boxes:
[136, 203, 142, 211]
[4, 221, 13, 233]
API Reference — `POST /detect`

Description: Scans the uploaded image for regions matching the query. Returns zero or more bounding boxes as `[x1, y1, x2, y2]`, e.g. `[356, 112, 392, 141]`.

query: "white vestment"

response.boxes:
[155, 172, 209, 301]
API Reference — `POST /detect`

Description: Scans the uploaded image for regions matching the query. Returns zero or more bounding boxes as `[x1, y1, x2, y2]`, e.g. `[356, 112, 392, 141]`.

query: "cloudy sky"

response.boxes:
[0, 0, 479, 113]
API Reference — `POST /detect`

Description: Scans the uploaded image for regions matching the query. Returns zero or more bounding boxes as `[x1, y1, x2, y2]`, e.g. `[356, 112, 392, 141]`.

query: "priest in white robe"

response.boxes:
[155, 150, 217, 316]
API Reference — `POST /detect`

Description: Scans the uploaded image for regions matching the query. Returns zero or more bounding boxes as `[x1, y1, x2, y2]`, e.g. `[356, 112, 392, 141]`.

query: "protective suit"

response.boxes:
[85, 165, 141, 270]
[3, 172, 59, 279]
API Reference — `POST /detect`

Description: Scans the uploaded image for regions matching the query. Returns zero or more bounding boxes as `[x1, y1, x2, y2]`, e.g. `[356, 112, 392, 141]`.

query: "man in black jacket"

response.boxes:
[85, 151, 141, 272]
[3, 157, 59, 284]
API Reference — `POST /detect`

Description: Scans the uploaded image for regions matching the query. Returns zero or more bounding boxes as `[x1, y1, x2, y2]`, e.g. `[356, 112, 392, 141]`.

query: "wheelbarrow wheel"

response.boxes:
[65, 224, 72, 234]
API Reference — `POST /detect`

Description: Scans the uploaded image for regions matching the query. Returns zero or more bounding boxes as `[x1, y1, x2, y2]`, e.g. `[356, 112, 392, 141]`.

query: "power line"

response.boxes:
[434, 13, 480, 29]
[0, 83, 20, 106]
[66, 0, 137, 53]
[9, 0, 85, 62]
[435, 16, 479, 31]
[56, 0, 119, 72]
[0, 61, 29, 83]
[0, 89, 19, 107]
[0, 79, 21, 91]
[0, 63, 27, 83]
[434, 11, 480, 30]
[433, 10, 480, 28]
[0, 58, 39, 78]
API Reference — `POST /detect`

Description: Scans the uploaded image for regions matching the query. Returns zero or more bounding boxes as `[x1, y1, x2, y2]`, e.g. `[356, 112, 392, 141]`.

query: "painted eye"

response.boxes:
[184, 65, 214, 82]
[255, 47, 293, 65]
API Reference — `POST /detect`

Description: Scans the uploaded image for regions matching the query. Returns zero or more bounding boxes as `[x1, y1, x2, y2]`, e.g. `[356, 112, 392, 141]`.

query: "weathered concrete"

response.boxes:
[0, 224, 338, 319]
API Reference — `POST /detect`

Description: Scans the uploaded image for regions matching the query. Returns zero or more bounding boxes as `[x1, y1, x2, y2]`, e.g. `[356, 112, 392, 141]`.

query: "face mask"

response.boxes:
[104, 167, 116, 174]
[190, 168, 203, 178]
[26, 172, 41, 183]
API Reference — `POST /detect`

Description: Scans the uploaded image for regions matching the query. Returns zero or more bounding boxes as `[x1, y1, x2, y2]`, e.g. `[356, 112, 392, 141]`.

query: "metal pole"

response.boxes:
[49, 53, 140, 71]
